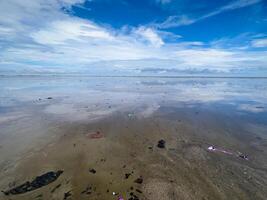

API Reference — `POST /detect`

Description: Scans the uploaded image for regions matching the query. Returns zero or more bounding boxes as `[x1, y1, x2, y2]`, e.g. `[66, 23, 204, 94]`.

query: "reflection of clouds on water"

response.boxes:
[238, 104, 265, 113]
[1, 77, 267, 121]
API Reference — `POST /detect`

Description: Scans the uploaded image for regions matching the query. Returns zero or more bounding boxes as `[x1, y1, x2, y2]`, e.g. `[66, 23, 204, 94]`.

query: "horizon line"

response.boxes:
[1, 74, 267, 79]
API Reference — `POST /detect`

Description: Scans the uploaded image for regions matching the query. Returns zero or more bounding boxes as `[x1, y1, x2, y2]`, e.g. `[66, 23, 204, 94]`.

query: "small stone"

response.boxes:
[157, 140, 166, 148]
[136, 189, 142, 193]
[134, 177, 143, 184]
[89, 169, 96, 174]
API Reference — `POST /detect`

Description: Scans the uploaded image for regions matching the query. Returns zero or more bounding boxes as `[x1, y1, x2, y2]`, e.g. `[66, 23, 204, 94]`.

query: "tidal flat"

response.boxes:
[0, 76, 267, 200]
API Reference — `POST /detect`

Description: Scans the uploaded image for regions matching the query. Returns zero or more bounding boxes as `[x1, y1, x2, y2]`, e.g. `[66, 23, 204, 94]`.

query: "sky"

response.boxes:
[0, 0, 267, 76]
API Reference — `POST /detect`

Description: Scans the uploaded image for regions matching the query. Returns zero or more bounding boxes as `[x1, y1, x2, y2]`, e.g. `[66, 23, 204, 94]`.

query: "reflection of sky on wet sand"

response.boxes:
[0, 77, 267, 122]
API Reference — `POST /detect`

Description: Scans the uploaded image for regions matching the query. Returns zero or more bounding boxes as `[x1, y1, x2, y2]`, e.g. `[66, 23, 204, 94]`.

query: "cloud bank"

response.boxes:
[0, 0, 266, 75]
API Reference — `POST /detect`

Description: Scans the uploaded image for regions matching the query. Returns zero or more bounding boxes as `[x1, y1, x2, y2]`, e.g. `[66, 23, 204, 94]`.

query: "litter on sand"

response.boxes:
[118, 196, 124, 200]
[207, 146, 248, 160]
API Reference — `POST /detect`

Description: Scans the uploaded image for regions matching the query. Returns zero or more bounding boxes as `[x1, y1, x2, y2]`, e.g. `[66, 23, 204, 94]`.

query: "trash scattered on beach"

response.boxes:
[118, 196, 124, 200]
[207, 145, 233, 155]
[207, 146, 248, 160]
[2, 170, 63, 195]
[157, 139, 166, 148]
[86, 131, 104, 139]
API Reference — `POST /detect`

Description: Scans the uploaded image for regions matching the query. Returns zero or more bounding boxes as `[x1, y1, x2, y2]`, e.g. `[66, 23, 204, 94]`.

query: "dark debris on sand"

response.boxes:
[81, 185, 92, 195]
[125, 173, 132, 179]
[63, 191, 72, 200]
[129, 192, 140, 200]
[134, 177, 143, 184]
[157, 139, 166, 148]
[89, 168, 96, 174]
[2, 170, 63, 196]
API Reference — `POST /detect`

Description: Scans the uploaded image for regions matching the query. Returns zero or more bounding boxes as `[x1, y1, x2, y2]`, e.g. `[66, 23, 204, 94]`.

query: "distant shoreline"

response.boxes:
[1, 74, 267, 79]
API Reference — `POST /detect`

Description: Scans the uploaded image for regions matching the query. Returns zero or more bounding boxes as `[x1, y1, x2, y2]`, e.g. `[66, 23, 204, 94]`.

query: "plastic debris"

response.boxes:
[207, 146, 248, 160]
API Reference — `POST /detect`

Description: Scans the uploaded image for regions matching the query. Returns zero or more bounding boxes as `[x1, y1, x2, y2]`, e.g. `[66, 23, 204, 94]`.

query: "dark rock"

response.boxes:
[129, 192, 139, 200]
[136, 189, 142, 193]
[2, 170, 63, 196]
[89, 169, 96, 174]
[134, 177, 143, 184]
[157, 139, 166, 148]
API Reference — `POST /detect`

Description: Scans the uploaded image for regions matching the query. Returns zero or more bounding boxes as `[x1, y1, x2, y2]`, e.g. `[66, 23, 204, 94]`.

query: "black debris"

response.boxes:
[129, 192, 140, 200]
[89, 169, 96, 174]
[134, 177, 143, 184]
[157, 139, 166, 148]
[239, 154, 248, 160]
[125, 173, 132, 179]
[63, 191, 71, 200]
[2, 170, 63, 196]
[47, 97, 53, 100]
[136, 189, 142, 193]
[81, 185, 92, 195]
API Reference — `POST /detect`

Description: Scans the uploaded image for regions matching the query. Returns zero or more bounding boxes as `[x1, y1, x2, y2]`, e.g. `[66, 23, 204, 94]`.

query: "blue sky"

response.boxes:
[0, 0, 267, 76]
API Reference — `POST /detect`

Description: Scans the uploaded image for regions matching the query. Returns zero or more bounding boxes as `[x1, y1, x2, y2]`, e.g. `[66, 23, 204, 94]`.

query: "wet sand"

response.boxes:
[0, 77, 267, 200]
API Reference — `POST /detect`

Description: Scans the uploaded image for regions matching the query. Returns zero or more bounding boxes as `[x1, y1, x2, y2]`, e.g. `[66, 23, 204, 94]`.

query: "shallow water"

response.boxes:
[0, 76, 267, 200]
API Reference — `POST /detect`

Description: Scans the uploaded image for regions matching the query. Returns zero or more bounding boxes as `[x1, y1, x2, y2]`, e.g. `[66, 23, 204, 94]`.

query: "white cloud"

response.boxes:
[156, 0, 262, 28]
[134, 27, 164, 47]
[0, 0, 266, 75]
[31, 19, 114, 45]
[238, 104, 266, 113]
[157, 15, 195, 28]
[251, 38, 267, 47]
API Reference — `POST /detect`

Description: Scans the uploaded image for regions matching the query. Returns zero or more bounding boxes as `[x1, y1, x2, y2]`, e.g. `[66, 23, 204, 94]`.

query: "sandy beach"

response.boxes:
[0, 77, 267, 200]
